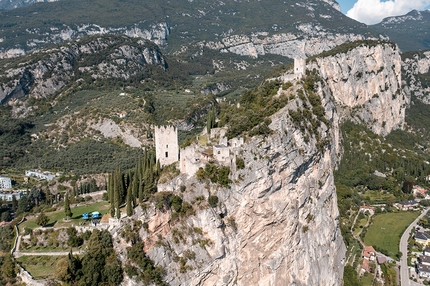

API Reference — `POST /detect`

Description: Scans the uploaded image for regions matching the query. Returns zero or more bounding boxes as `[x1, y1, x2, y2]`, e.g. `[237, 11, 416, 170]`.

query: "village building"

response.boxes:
[119, 111, 127, 118]
[418, 248, 430, 278]
[361, 245, 376, 274]
[413, 185, 429, 199]
[416, 231, 430, 246]
[396, 200, 419, 210]
[0, 177, 12, 190]
[25, 170, 55, 181]
[359, 206, 375, 215]
[0, 190, 25, 201]
[376, 256, 387, 264]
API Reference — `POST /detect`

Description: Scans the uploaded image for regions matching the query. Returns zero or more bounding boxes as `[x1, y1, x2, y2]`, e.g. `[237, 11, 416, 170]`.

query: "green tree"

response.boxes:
[16, 196, 34, 216]
[126, 185, 133, 217]
[64, 192, 73, 220]
[208, 195, 219, 208]
[35, 212, 49, 226]
[1, 254, 16, 281]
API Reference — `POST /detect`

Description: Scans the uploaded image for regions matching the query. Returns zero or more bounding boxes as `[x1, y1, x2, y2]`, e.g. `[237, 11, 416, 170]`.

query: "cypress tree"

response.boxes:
[126, 185, 132, 217]
[110, 172, 116, 217]
[114, 173, 120, 219]
[138, 178, 144, 203]
[132, 175, 138, 206]
[156, 160, 161, 176]
[64, 192, 72, 220]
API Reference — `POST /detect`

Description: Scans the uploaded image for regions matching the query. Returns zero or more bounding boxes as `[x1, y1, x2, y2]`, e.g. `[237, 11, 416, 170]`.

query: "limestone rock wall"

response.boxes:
[402, 51, 430, 104]
[203, 28, 368, 59]
[146, 78, 345, 286]
[309, 42, 407, 135]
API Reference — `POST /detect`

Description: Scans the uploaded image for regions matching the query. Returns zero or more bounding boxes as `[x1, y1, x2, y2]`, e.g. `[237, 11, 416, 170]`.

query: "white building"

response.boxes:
[213, 145, 230, 163]
[25, 170, 55, 181]
[0, 177, 12, 189]
[0, 190, 25, 201]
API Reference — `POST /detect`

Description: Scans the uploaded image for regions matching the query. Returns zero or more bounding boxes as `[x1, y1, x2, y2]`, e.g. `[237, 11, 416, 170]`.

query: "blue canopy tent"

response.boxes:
[91, 211, 101, 219]
[82, 213, 89, 220]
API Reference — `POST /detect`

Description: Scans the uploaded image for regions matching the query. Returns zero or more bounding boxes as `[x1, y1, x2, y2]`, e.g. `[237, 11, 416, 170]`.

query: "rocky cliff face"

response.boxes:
[0, 35, 166, 103]
[202, 27, 368, 59]
[402, 51, 430, 104]
[139, 75, 346, 286]
[309, 42, 406, 135]
[130, 41, 411, 286]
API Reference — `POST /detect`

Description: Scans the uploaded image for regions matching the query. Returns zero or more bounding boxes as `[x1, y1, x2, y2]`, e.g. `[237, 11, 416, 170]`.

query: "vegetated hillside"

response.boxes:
[0, 34, 168, 104]
[0, 0, 58, 10]
[372, 10, 430, 52]
[0, 0, 374, 57]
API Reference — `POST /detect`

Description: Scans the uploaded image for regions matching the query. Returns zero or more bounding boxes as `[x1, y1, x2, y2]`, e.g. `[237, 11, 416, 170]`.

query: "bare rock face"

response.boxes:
[140, 41, 411, 286]
[309, 42, 406, 135]
[202, 27, 368, 59]
[402, 51, 430, 104]
[146, 78, 345, 285]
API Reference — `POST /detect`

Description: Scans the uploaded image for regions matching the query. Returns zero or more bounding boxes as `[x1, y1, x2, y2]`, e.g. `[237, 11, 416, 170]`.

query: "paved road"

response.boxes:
[400, 208, 428, 286]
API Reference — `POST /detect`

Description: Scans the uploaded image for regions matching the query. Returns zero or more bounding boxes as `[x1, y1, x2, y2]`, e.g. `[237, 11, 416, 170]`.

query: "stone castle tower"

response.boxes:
[154, 126, 179, 167]
[294, 58, 306, 78]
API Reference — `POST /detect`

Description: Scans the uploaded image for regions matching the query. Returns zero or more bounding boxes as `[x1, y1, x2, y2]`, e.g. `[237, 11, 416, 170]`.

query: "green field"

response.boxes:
[17, 255, 66, 279]
[353, 215, 370, 236]
[19, 201, 110, 231]
[363, 211, 419, 258]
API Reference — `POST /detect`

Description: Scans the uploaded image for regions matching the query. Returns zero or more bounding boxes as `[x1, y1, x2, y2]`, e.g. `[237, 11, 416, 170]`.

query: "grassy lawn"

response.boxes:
[353, 216, 369, 236]
[17, 255, 66, 279]
[360, 272, 375, 286]
[363, 211, 419, 258]
[20, 201, 110, 231]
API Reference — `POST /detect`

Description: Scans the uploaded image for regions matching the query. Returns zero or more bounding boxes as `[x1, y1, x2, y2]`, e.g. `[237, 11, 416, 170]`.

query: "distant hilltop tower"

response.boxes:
[154, 125, 179, 167]
[294, 58, 306, 79]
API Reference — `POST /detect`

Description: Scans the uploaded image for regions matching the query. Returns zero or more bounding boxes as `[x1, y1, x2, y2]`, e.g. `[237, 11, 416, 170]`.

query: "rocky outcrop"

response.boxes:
[402, 51, 430, 104]
[144, 74, 345, 285]
[0, 22, 170, 59]
[0, 35, 166, 103]
[309, 42, 407, 135]
[203, 29, 368, 59]
[138, 41, 413, 285]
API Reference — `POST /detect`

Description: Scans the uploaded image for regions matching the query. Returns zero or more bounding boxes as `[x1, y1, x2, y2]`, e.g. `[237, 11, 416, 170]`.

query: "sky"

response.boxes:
[336, 0, 430, 25]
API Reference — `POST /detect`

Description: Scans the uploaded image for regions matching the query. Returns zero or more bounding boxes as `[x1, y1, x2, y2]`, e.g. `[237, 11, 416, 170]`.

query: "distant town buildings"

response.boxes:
[415, 231, 430, 246]
[418, 247, 430, 278]
[0, 177, 12, 190]
[396, 200, 419, 211]
[359, 206, 375, 216]
[0, 190, 25, 201]
[25, 170, 55, 181]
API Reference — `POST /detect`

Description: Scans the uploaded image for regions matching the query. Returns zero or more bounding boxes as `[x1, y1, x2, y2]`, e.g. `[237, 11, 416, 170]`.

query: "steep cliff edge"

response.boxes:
[132, 41, 410, 286]
[144, 80, 345, 285]
[402, 50, 430, 104]
[309, 41, 406, 135]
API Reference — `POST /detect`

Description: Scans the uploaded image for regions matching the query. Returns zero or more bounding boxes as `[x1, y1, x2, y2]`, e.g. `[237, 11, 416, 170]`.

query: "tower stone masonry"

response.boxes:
[294, 58, 306, 78]
[154, 126, 179, 167]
